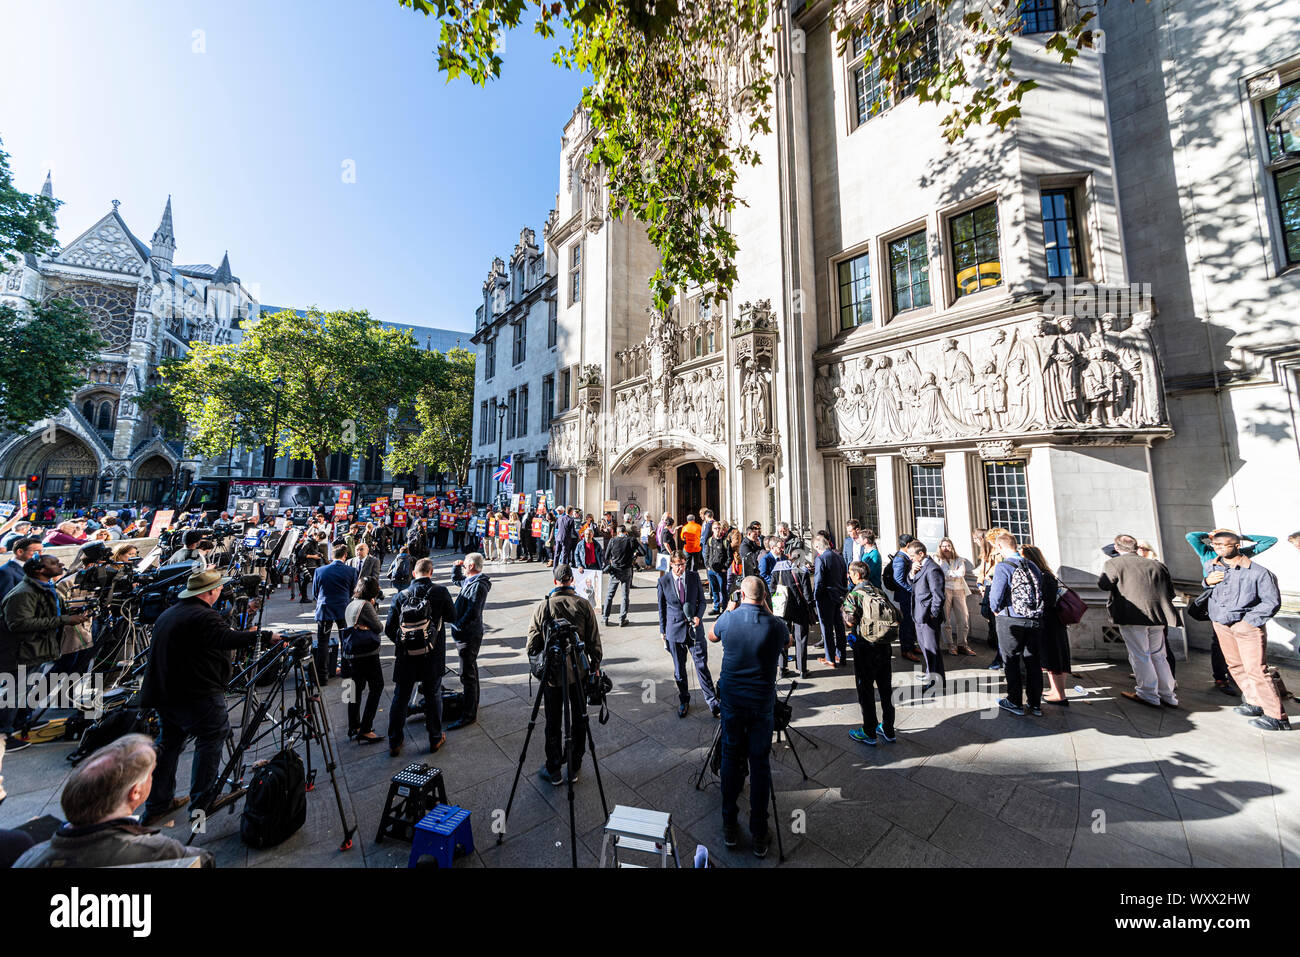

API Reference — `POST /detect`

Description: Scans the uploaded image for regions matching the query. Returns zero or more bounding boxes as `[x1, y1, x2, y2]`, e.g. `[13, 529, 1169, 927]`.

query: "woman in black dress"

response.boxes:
[1019, 544, 1071, 705]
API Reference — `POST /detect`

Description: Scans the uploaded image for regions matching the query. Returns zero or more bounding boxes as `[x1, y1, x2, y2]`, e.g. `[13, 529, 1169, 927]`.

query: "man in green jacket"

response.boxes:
[1, 554, 92, 741]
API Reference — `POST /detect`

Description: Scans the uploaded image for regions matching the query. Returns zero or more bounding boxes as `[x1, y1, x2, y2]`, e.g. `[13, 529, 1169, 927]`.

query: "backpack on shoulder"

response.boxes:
[881, 555, 899, 593]
[240, 748, 307, 849]
[1008, 559, 1045, 620]
[842, 583, 899, 642]
[397, 587, 441, 656]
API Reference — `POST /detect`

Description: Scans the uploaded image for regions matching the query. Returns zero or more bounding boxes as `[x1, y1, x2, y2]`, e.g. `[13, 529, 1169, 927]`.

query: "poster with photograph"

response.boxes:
[572, 569, 602, 610]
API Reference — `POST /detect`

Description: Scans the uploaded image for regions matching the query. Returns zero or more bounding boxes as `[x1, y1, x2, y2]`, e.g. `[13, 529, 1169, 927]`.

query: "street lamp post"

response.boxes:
[262, 377, 285, 479]
[495, 398, 508, 507]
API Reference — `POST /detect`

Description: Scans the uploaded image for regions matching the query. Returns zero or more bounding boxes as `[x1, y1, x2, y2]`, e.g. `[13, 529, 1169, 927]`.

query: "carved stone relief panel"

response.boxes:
[813, 311, 1170, 451]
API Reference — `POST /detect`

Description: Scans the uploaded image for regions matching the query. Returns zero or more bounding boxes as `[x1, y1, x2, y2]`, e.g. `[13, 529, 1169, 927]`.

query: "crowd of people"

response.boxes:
[1, 486, 1296, 867]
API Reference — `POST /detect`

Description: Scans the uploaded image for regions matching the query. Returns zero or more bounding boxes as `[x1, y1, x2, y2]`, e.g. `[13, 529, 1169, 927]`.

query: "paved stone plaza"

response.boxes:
[2, 554, 1297, 868]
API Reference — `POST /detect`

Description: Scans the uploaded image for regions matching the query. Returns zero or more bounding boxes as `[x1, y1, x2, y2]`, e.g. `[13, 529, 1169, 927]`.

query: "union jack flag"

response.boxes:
[493, 455, 512, 484]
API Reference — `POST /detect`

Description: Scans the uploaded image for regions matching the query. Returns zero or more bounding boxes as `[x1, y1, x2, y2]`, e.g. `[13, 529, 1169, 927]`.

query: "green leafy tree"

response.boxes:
[386, 347, 476, 485]
[153, 308, 430, 479]
[398, 0, 1098, 307]
[0, 138, 103, 431]
[0, 298, 103, 432]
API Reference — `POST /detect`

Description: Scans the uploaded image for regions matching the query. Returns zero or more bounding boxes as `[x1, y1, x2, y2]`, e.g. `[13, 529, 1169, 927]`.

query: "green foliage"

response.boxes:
[385, 346, 476, 484]
[0, 139, 60, 273]
[398, 0, 1101, 308]
[152, 308, 433, 479]
[0, 299, 103, 432]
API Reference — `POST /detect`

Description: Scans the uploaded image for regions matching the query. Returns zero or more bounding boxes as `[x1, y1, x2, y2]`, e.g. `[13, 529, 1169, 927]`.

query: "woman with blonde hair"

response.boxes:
[978, 528, 1010, 669]
[937, 538, 975, 655]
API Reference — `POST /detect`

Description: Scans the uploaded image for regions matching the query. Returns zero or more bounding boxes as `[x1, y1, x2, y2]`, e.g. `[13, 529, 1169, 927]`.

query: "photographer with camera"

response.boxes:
[139, 568, 278, 824]
[526, 564, 603, 786]
[384, 558, 455, 757]
[2, 555, 94, 744]
[706, 575, 785, 857]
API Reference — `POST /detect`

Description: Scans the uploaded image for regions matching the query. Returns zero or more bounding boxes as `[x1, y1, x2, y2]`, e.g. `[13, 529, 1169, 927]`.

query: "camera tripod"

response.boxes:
[497, 628, 608, 867]
[189, 631, 357, 852]
[692, 681, 814, 864]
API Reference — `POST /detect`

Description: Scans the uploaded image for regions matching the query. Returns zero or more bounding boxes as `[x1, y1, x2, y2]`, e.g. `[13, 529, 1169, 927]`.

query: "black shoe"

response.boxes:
[1215, 679, 1241, 696]
[723, 821, 739, 847]
[711, 704, 721, 718]
[1234, 703, 1264, 717]
[619, 619, 627, 627]
[603, 618, 610, 627]
[753, 833, 770, 858]
[538, 765, 563, 786]
[1249, 715, 1292, 731]
[389, 743, 402, 757]
[677, 702, 689, 718]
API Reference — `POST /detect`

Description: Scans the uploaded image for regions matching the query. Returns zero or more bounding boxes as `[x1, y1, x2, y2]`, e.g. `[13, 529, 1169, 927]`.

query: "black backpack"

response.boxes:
[66, 707, 159, 766]
[397, 585, 441, 656]
[881, 554, 899, 592]
[240, 748, 307, 849]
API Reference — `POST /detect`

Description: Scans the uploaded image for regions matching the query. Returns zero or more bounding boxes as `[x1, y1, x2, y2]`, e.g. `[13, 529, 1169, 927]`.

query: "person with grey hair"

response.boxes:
[14, 734, 213, 868]
[1098, 533, 1179, 709]
[448, 552, 492, 729]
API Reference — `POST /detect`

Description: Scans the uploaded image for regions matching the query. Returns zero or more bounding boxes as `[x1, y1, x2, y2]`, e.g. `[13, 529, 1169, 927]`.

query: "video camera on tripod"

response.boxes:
[531, 614, 612, 713]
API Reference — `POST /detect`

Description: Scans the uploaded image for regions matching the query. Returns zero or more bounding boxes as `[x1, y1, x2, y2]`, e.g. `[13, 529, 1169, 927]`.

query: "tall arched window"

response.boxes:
[97, 401, 114, 431]
[82, 400, 95, 421]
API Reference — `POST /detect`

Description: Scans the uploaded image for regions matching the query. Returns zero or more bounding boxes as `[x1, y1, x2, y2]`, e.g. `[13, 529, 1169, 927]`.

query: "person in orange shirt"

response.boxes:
[681, 514, 704, 574]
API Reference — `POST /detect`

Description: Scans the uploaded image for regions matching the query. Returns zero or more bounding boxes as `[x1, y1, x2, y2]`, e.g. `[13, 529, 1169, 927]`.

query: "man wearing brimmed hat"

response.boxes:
[140, 568, 277, 825]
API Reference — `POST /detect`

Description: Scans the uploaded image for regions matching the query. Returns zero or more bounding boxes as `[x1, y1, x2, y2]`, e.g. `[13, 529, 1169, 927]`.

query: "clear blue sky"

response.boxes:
[2, 0, 586, 333]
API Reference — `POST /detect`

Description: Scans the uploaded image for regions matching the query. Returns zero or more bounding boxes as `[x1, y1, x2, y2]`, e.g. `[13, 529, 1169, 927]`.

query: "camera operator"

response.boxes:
[384, 558, 455, 756]
[53, 541, 114, 674]
[139, 569, 277, 824]
[706, 575, 785, 857]
[167, 530, 211, 569]
[2, 555, 93, 743]
[525, 564, 603, 786]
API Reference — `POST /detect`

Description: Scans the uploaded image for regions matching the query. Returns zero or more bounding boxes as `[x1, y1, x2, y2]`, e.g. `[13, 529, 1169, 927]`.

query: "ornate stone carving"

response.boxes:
[55, 220, 144, 275]
[901, 445, 936, 464]
[842, 449, 866, 464]
[976, 440, 1017, 460]
[817, 311, 1170, 450]
[733, 299, 776, 334]
[736, 440, 780, 471]
[46, 281, 134, 353]
[732, 300, 779, 454]
[549, 420, 580, 469]
[577, 364, 603, 390]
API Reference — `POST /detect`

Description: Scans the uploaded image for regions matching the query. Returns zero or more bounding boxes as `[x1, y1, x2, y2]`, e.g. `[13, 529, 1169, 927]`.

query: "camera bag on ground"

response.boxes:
[67, 706, 158, 765]
[240, 748, 307, 849]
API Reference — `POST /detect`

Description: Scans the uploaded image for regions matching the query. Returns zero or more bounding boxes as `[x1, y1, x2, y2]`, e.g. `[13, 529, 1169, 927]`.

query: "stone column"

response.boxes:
[942, 450, 974, 560]
[874, 454, 899, 553]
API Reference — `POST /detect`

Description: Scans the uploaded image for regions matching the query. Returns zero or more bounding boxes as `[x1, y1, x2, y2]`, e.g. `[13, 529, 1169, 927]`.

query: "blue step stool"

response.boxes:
[408, 804, 473, 868]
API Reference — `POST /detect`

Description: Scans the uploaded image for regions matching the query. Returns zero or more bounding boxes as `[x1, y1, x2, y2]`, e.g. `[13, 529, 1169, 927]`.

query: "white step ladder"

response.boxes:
[599, 804, 681, 868]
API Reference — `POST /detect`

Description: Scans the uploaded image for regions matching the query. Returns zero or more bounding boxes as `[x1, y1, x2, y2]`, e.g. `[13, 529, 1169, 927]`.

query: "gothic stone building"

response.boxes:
[0, 184, 255, 507]
[530, 0, 1300, 658]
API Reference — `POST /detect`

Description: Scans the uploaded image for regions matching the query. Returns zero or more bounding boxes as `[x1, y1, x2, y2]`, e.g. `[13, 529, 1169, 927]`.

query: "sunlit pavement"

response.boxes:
[3, 551, 1297, 868]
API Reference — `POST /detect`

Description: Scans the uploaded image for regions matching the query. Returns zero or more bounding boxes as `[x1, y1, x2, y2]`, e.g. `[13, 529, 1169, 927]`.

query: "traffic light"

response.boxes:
[26, 474, 40, 488]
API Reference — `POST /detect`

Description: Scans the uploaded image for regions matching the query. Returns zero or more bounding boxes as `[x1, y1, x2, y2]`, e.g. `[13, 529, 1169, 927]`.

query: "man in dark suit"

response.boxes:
[890, 534, 921, 663]
[0, 537, 41, 600]
[554, 508, 579, 567]
[312, 543, 357, 685]
[347, 542, 380, 582]
[905, 540, 947, 689]
[657, 549, 719, 718]
[811, 534, 849, 667]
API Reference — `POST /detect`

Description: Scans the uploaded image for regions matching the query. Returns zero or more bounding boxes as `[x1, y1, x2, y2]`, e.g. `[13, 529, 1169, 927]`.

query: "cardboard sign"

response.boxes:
[372, 497, 388, 517]
[572, 569, 601, 610]
[148, 509, 175, 538]
[18, 484, 28, 516]
[602, 500, 620, 516]
[439, 511, 454, 529]
[497, 519, 509, 540]
[394, 511, 408, 528]
[532, 517, 543, 537]
[487, 517, 497, 537]
[508, 518, 520, 543]
[404, 494, 421, 508]
[515, 493, 526, 515]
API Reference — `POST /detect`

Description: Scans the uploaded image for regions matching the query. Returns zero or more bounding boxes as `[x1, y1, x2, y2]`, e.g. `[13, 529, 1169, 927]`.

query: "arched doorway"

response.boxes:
[133, 455, 173, 507]
[3, 429, 102, 511]
[675, 461, 719, 520]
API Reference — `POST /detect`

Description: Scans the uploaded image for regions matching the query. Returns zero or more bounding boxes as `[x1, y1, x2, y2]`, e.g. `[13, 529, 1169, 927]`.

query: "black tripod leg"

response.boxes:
[781, 730, 811, 781]
[561, 665, 578, 868]
[695, 722, 722, 790]
[300, 657, 356, 851]
[497, 665, 550, 845]
[574, 652, 608, 823]
[768, 770, 785, 863]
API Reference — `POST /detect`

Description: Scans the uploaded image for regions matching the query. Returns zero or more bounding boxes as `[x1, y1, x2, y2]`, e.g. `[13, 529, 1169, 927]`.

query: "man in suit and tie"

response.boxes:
[905, 540, 947, 690]
[812, 534, 850, 667]
[553, 508, 578, 568]
[891, 534, 922, 663]
[0, 537, 41, 600]
[842, 520, 861, 565]
[347, 542, 380, 582]
[657, 550, 720, 718]
[313, 543, 357, 686]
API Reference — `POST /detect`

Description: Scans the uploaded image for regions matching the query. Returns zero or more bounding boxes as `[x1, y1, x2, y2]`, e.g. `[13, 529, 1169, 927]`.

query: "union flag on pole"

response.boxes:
[493, 454, 512, 485]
